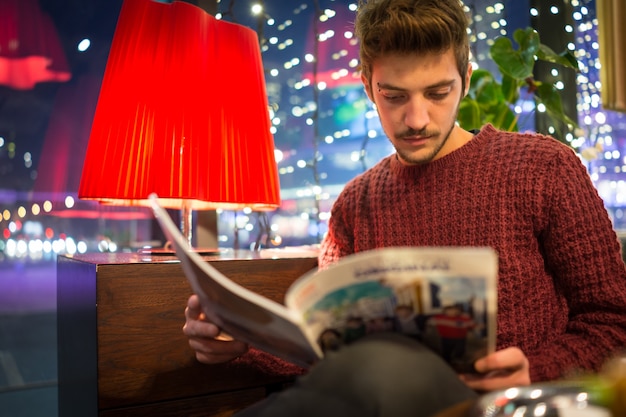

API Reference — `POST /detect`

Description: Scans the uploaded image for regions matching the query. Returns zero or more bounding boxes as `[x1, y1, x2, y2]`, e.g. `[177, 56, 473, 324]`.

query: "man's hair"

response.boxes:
[355, 0, 470, 92]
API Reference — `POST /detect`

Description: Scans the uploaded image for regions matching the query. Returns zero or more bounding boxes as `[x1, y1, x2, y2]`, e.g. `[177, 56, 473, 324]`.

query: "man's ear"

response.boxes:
[361, 73, 373, 102]
[463, 65, 473, 97]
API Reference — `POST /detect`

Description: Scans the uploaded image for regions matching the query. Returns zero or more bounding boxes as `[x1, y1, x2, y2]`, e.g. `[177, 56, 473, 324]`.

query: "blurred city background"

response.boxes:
[1, 0, 625, 414]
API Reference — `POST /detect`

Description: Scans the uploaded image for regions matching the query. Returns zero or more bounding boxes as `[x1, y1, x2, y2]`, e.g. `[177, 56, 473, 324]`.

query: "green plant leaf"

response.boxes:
[514, 28, 540, 67]
[457, 26, 581, 149]
[535, 83, 566, 118]
[466, 69, 495, 95]
[537, 44, 580, 71]
[501, 73, 520, 104]
[534, 83, 579, 139]
[458, 97, 483, 131]
[466, 69, 505, 110]
[491, 37, 533, 80]
[491, 101, 519, 132]
[468, 68, 496, 83]
[474, 77, 503, 107]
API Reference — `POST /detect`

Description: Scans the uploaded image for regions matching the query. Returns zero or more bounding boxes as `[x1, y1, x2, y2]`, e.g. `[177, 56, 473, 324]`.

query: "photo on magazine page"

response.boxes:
[286, 247, 497, 373]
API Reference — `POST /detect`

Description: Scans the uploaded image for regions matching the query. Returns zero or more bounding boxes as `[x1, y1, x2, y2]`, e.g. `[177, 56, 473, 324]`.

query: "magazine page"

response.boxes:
[284, 247, 498, 373]
[149, 194, 323, 368]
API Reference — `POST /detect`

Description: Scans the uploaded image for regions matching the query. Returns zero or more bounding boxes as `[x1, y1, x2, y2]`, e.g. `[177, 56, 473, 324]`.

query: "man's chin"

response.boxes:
[396, 150, 435, 166]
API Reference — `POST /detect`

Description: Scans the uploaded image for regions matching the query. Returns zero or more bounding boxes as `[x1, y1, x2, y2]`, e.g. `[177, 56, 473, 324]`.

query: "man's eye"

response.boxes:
[428, 89, 452, 100]
[379, 90, 406, 102]
[385, 95, 405, 102]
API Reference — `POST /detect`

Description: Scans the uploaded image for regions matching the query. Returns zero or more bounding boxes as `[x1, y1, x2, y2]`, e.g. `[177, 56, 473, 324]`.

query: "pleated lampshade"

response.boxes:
[78, 0, 281, 243]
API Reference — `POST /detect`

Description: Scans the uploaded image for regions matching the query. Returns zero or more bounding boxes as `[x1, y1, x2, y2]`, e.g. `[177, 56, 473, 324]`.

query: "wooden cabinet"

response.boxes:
[57, 251, 318, 417]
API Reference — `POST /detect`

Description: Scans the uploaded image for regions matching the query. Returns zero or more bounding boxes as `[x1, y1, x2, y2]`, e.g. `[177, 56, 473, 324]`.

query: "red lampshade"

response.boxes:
[78, 0, 281, 215]
[0, 0, 71, 89]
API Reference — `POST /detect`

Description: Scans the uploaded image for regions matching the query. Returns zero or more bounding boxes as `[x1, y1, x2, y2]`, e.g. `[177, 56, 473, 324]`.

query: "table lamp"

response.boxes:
[78, 0, 281, 250]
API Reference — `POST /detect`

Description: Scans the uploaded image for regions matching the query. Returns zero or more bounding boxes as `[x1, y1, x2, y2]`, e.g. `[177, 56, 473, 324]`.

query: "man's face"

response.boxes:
[362, 49, 472, 165]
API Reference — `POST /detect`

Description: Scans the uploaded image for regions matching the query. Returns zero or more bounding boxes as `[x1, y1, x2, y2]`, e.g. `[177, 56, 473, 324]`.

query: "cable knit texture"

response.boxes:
[320, 124, 626, 382]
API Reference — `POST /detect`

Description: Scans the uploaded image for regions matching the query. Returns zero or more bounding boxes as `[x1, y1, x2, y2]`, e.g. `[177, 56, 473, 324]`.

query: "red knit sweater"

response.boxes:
[319, 124, 626, 382]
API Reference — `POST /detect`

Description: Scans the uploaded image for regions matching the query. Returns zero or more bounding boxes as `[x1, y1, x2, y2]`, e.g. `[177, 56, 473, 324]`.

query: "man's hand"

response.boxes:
[459, 347, 531, 392]
[183, 294, 249, 364]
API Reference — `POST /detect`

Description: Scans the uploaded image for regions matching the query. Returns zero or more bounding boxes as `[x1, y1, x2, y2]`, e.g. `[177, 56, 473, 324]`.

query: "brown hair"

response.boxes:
[355, 0, 470, 92]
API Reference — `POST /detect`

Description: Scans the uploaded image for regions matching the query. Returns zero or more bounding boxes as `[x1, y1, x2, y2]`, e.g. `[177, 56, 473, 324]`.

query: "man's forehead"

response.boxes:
[370, 50, 459, 80]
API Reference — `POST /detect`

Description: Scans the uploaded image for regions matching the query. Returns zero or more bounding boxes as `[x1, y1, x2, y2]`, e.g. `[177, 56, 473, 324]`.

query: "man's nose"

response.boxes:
[404, 98, 430, 132]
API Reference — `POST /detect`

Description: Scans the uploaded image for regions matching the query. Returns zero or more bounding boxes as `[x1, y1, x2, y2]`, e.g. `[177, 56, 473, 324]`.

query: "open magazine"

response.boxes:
[149, 194, 498, 371]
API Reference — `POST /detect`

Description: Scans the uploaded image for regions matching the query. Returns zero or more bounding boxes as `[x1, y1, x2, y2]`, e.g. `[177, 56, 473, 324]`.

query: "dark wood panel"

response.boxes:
[57, 256, 99, 416]
[99, 388, 266, 417]
[57, 252, 317, 417]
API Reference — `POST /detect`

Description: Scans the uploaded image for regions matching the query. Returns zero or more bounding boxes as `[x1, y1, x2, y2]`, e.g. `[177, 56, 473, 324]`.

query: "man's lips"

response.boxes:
[401, 135, 431, 145]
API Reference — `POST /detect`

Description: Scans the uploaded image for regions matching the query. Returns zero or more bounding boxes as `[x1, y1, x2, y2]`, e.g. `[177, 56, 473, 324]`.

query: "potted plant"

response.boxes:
[458, 27, 580, 145]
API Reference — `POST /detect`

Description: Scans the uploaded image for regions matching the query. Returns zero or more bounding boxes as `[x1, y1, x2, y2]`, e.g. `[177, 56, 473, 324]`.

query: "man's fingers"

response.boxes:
[460, 347, 531, 391]
[460, 369, 530, 392]
[183, 294, 249, 364]
[188, 338, 247, 354]
[185, 294, 204, 317]
[183, 318, 221, 338]
[188, 338, 249, 364]
[461, 370, 528, 392]
[474, 347, 528, 374]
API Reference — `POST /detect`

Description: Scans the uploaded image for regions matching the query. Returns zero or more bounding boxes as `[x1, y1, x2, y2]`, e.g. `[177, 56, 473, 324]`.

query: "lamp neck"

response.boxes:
[180, 201, 193, 248]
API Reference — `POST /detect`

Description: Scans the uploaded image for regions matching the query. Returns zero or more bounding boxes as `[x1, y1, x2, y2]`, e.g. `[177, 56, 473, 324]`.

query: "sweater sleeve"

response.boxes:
[318, 183, 356, 269]
[526, 145, 626, 381]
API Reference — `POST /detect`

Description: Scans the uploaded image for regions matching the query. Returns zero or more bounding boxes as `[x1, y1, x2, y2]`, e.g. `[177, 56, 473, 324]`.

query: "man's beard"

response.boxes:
[391, 101, 461, 165]
[393, 117, 456, 165]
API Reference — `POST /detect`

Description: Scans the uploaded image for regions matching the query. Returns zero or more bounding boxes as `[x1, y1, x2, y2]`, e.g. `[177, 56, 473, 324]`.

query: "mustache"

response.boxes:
[395, 128, 439, 140]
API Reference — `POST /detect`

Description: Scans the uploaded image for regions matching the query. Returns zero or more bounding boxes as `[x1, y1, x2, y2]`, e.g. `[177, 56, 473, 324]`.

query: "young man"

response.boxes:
[183, 0, 626, 414]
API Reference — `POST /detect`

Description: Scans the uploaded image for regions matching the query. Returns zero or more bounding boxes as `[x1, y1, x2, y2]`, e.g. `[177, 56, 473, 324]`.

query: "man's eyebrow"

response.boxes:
[376, 82, 403, 91]
[376, 79, 456, 91]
